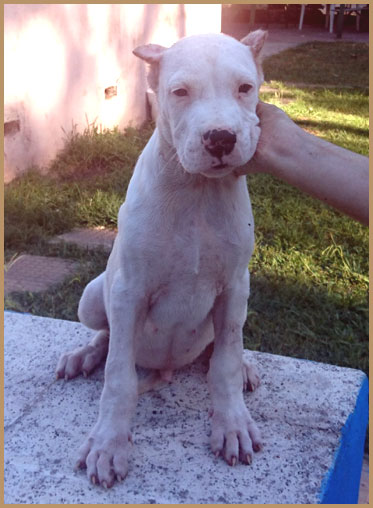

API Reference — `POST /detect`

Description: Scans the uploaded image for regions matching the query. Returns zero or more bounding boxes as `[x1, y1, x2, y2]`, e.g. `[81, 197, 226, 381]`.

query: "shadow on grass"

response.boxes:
[296, 119, 368, 137]
[244, 270, 368, 376]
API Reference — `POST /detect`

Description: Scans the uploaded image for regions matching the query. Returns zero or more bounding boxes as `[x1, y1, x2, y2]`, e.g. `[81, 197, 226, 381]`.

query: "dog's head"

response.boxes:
[134, 31, 267, 178]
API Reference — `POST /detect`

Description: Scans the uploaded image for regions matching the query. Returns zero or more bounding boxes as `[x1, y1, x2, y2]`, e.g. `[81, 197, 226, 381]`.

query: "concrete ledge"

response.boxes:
[4, 312, 368, 504]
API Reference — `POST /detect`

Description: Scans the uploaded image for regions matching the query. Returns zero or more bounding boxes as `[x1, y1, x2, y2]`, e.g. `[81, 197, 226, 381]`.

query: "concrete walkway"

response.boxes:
[224, 24, 368, 58]
[4, 312, 368, 503]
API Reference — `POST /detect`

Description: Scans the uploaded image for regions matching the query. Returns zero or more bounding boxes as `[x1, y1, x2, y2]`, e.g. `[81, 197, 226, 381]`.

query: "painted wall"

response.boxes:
[4, 4, 221, 182]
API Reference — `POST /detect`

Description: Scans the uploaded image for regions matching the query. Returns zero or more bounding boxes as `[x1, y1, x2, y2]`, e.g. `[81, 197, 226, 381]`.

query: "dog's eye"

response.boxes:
[173, 88, 188, 97]
[238, 83, 253, 94]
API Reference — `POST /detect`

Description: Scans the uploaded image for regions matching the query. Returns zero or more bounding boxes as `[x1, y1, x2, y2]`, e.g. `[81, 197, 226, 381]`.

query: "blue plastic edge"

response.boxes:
[318, 374, 369, 504]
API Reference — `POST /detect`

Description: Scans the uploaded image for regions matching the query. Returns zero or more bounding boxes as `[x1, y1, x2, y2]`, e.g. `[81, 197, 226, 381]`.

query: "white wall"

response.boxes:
[4, 4, 221, 182]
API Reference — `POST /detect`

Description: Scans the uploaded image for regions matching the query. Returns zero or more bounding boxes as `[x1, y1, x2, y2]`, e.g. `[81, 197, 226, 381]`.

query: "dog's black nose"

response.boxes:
[202, 129, 237, 159]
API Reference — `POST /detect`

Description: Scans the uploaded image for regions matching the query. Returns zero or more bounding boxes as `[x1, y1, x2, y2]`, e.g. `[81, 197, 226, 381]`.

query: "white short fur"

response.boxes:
[56, 30, 267, 488]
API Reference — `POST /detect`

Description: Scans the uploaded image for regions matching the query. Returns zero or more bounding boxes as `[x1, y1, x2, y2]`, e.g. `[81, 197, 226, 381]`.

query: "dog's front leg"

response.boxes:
[208, 280, 262, 466]
[75, 274, 144, 488]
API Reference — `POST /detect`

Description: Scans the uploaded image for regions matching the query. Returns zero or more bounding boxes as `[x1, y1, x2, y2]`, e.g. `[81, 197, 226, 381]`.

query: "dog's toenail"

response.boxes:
[253, 443, 262, 452]
[246, 454, 252, 465]
[74, 461, 82, 472]
[102, 480, 108, 489]
[231, 456, 237, 466]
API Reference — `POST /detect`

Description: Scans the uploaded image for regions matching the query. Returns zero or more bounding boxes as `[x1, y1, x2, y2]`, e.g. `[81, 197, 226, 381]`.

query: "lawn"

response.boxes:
[4, 41, 369, 375]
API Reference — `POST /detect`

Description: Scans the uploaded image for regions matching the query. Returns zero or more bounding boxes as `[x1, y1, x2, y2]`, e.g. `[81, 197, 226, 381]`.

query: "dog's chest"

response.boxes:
[158, 193, 254, 286]
[187, 214, 249, 276]
[145, 201, 253, 336]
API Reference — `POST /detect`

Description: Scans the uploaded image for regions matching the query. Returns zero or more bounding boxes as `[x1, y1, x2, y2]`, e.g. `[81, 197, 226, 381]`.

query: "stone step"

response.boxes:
[5, 228, 115, 297]
[50, 227, 116, 253]
[4, 312, 368, 504]
[4, 255, 78, 296]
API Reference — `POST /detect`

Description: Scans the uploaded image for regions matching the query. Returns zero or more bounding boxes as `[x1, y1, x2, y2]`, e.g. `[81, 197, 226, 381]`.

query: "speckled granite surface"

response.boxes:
[4, 311, 367, 504]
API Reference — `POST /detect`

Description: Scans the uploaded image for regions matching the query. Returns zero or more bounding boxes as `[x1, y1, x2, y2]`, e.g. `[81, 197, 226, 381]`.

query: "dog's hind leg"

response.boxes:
[56, 273, 109, 380]
[56, 329, 109, 380]
[78, 272, 108, 331]
[137, 369, 173, 395]
[242, 356, 260, 392]
[199, 342, 260, 392]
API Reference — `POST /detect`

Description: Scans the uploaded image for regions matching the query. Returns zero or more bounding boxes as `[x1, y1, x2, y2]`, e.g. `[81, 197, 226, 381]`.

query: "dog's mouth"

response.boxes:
[211, 163, 228, 170]
[201, 163, 234, 179]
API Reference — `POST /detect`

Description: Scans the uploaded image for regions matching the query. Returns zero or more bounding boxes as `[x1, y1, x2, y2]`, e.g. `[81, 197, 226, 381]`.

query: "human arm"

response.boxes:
[237, 102, 369, 225]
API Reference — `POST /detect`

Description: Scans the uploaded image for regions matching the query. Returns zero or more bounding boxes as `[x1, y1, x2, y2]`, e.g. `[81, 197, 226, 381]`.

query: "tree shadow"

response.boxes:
[296, 118, 368, 137]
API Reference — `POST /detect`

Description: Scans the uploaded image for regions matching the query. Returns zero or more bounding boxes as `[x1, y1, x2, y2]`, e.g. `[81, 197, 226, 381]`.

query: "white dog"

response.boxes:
[57, 29, 267, 488]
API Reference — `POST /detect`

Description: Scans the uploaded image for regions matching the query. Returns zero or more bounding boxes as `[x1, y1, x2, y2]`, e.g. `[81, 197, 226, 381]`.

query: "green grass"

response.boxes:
[4, 124, 153, 254]
[49, 123, 152, 188]
[263, 41, 368, 88]
[260, 85, 369, 154]
[5, 41, 368, 375]
[245, 173, 368, 373]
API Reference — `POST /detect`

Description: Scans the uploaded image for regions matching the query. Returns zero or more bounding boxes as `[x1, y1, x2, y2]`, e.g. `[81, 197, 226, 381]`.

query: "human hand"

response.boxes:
[235, 101, 300, 176]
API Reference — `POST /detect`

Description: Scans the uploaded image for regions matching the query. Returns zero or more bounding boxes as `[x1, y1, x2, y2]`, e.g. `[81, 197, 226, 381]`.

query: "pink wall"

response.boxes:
[4, 4, 221, 182]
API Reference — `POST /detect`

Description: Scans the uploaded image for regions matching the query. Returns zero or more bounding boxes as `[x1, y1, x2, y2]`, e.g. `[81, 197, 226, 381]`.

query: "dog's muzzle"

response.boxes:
[202, 129, 237, 161]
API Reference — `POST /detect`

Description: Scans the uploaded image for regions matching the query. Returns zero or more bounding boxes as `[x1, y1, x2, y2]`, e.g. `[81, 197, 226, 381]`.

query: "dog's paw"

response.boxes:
[75, 428, 132, 488]
[242, 358, 260, 392]
[210, 403, 262, 466]
[56, 343, 107, 380]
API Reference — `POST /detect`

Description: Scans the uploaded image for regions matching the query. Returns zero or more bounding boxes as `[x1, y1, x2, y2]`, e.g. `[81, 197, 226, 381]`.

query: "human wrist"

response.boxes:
[263, 120, 306, 178]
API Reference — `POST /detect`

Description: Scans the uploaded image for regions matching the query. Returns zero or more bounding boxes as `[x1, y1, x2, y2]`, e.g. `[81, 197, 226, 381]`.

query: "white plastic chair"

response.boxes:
[329, 4, 366, 33]
[298, 4, 366, 32]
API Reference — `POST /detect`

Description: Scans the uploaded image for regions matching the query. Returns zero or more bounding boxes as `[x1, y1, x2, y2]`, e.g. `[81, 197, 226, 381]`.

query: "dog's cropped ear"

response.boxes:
[240, 29, 268, 59]
[133, 44, 167, 64]
[133, 44, 167, 92]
